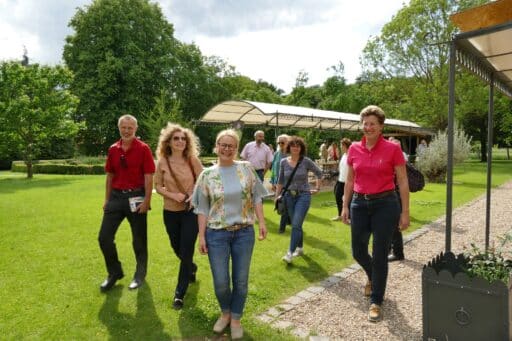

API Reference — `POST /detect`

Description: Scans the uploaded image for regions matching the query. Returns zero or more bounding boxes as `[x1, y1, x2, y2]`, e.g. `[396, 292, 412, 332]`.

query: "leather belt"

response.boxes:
[288, 190, 309, 196]
[224, 224, 251, 231]
[114, 187, 144, 194]
[353, 190, 395, 200]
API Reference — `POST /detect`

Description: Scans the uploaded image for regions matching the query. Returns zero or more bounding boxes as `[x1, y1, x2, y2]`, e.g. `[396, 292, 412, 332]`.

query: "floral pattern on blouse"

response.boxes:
[192, 161, 267, 229]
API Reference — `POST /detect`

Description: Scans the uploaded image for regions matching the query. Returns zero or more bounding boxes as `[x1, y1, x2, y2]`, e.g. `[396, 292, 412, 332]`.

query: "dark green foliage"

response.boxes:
[63, 0, 176, 154]
[0, 62, 79, 178]
[12, 162, 104, 175]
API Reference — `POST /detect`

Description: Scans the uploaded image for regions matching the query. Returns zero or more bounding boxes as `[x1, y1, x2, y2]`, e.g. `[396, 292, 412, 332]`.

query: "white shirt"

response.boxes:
[338, 153, 349, 182]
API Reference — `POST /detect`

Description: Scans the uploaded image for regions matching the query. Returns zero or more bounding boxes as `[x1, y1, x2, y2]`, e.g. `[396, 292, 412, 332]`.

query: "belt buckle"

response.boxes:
[290, 190, 298, 196]
[225, 224, 239, 231]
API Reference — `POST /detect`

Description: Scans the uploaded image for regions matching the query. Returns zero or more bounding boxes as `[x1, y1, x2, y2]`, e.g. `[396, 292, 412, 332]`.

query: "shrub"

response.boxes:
[416, 125, 472, 183]
[11, 160, 104, 175]
[462, 232, 512, 284]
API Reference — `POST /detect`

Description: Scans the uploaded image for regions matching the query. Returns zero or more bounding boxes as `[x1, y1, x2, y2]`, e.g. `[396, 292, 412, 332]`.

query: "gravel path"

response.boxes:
[258, 181, 512, 340]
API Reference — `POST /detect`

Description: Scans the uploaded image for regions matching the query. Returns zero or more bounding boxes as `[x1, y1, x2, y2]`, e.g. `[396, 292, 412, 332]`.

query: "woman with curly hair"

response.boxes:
[154, 123, 203, 310]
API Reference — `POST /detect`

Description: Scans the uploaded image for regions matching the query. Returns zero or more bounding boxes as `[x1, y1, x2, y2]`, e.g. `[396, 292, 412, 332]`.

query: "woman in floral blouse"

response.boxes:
[192, 129, 267, 339]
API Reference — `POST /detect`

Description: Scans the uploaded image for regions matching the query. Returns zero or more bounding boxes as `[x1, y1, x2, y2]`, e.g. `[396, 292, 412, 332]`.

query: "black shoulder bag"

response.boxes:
[274, 157, 303, 215]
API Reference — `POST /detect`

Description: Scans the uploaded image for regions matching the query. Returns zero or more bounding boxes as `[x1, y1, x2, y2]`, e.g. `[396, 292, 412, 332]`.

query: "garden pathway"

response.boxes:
[257, 180, 512, 340]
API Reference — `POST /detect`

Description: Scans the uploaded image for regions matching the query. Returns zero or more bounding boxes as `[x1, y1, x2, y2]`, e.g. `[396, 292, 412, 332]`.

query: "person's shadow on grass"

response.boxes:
[98, 282, 170, 340]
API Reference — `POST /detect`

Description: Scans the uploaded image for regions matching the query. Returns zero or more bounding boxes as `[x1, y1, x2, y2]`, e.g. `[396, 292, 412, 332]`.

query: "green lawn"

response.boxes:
[1, 160, 511, 339]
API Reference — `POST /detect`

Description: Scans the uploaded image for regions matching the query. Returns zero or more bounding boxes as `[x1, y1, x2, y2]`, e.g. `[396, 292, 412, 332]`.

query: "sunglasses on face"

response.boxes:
[172, 136, 187, 142]
[120, 154, 127, 168]
[278, 142, 285, 145]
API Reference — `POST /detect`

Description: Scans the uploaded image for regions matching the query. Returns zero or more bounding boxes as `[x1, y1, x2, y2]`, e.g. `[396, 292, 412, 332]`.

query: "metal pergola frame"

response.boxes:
[445, 20, 512, 253]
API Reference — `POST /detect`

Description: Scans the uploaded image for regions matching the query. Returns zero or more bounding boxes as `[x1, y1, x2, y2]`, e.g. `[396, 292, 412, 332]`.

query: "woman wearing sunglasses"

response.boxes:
[192, 129, 267, 339]
[154, 123, 203, 310]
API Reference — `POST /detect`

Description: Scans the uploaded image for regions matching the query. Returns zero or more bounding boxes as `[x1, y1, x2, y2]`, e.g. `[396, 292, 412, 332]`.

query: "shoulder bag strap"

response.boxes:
[188, 157, 197, 183]
[281, 157, 303, 195]
[165, 157, 188, 195]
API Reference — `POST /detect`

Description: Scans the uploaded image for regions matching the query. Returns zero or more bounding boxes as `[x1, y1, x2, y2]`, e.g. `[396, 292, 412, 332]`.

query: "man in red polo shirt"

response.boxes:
[98, 114, 155, 292]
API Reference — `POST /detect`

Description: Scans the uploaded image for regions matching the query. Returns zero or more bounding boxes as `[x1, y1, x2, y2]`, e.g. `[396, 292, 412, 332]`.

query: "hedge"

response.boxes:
[11, 161, 104, 175]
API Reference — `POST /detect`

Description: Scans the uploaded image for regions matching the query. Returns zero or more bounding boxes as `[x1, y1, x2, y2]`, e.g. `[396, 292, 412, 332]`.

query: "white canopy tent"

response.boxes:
[198, 100, 431, 137]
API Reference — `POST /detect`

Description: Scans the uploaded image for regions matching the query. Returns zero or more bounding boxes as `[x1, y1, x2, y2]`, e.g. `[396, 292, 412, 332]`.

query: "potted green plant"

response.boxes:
[422, 232, 512, 341]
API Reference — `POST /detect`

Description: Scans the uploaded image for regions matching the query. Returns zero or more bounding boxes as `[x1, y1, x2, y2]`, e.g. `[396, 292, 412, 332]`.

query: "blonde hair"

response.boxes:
[156, 122, 200, 160]
[214, 129, 240, 154]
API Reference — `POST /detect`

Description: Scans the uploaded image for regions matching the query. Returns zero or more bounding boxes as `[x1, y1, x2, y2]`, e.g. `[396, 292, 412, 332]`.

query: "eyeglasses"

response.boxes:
[172, 136, 187, 142]
[217, 143, 236, 150]
[120, 154, 127, 168]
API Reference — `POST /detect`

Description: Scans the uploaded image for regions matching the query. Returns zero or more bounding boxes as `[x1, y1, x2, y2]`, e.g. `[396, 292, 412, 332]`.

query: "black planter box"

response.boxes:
[422, 252, 511, 341]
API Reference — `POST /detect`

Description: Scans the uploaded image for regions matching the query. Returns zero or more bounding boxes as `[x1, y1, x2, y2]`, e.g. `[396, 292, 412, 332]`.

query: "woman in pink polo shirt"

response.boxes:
[341, 105, 409, 323]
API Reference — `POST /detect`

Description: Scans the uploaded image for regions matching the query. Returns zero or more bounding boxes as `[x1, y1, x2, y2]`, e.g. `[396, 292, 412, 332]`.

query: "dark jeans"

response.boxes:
[278, 213, 289, 232]
[163, 209, 198, 299]
[334, 181, 345, 216]
[98, 189, 148, 280]
[350, 192, 400, 305]
[285, 191, 311, 252]
[390, 227, 404, 258]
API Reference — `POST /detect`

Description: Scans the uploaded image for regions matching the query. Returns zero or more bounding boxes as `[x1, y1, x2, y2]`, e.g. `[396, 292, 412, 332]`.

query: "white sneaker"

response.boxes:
[282, 252, 293, 263]
[292, 247, 304, 257]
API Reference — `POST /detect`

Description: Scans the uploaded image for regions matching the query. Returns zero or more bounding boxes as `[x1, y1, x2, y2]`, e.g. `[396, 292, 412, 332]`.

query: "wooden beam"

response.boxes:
[450, 0, 512, 33]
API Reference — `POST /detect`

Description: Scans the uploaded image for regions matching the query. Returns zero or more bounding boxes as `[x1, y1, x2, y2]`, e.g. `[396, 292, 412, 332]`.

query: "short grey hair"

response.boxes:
[276, 134, 289, 143]
[118, 114, 138, 127]
[254, 130, 265, 137]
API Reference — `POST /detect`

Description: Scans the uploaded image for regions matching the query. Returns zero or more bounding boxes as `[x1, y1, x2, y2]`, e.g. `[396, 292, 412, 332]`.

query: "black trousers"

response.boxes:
[334, 181, 345, 216]
[389, 191, 404, 258]
[163, 209, 198, 299]
[98, 190, 148, 280]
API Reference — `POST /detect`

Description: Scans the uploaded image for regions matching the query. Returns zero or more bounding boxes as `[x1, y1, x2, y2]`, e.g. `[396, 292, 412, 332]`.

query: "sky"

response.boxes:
[0, 0, 408, 93]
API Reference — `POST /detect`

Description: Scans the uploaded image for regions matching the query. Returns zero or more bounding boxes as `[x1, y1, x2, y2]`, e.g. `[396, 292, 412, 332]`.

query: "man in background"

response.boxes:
[241, 130, 273, 182]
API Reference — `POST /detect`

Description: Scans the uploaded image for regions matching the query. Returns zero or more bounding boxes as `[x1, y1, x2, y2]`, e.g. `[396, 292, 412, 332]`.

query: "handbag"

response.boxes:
[165, 157, 197, 211]
[406, 162, 425, 192]
[274, 157, 303, 215]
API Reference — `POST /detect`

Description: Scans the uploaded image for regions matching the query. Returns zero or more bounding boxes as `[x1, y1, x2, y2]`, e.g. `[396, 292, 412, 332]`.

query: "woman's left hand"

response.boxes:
[399, 212, 410, 231]
[258, 224, 267, 241]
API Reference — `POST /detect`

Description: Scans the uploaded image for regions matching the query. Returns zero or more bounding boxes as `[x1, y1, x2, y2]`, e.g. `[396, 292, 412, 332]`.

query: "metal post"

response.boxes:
[445, 40, 456, 253]
[485, 75, 494, 251]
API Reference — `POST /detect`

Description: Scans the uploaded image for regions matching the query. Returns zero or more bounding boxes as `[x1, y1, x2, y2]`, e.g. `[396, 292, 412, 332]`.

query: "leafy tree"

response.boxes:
[360, 0, 489, 130]
[63, 0, 176, 154]
[0, 62, 79, 178]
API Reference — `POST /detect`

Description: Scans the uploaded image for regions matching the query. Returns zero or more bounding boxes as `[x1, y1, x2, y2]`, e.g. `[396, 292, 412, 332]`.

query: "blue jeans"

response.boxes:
[206, 226, 255, 320]
[285, 192, 311, 252]
[350, 192, 400, 305]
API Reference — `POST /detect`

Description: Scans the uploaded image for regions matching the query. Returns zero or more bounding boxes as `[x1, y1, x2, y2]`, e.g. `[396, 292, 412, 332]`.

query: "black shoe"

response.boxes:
[172, 297, 184, 310]
[388, 254, 405, 262]
[100, 273, 124, 292]
[278, 228, 285, 234]
[128, 278, 143, 290]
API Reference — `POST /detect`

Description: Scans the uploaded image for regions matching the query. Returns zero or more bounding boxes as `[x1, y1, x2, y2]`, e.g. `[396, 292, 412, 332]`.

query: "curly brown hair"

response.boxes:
[156, 122, 200, 160]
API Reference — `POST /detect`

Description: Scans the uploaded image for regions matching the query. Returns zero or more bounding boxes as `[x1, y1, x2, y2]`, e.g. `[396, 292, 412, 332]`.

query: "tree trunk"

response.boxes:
[26, 161, 33, 179]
